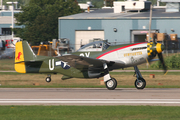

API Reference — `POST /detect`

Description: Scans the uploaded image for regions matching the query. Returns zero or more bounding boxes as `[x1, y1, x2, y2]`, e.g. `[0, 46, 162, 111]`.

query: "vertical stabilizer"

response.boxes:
[15, 41, 36, 73]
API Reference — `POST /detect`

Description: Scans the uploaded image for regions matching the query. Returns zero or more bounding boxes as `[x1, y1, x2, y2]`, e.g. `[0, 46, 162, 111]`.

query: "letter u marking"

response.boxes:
[49, 59, 54, 70]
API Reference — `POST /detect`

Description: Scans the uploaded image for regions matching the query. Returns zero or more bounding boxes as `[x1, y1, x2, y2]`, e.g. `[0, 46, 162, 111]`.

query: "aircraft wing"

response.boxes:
[57, 55, 125, 71]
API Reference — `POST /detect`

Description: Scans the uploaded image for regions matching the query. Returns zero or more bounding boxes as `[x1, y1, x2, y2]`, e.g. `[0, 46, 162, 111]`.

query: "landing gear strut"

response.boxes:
[103, 63, 117, 90]
[134, 66, 146, 89]
[45, 75, 51, 83]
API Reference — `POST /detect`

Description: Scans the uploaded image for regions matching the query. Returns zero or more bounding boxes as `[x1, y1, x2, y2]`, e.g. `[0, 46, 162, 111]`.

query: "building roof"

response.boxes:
[161, 0, 180, 2]
[0, 10, 22, 16]
[59, 8, 180, 20]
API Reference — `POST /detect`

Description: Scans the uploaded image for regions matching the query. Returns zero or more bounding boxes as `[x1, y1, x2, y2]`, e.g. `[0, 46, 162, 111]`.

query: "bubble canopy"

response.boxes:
[77, 41, 110, 52]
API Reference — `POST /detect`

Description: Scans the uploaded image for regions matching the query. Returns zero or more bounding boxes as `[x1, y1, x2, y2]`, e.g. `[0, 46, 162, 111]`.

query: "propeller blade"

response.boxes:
[157, 53, 167, 74]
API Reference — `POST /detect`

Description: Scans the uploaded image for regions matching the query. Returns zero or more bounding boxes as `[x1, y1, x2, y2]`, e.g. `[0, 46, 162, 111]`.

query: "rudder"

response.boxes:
[15, 41, 36, 73]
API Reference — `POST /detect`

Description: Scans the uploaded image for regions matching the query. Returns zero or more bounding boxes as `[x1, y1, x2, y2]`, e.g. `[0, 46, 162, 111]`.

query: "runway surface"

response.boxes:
[0, 88, 180, 106]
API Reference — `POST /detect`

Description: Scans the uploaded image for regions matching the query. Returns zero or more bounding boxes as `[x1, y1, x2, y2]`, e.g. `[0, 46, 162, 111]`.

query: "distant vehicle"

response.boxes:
[31, 43, 57, 56]
[31, 39, 71, 56]
[0, 38, 20, 59]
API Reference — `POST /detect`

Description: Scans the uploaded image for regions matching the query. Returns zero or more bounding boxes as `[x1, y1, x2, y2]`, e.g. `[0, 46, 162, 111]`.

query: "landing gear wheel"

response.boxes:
[46, 77, 51, 83]
[105, 78, 117, 90]
[134, 78, 146, 89]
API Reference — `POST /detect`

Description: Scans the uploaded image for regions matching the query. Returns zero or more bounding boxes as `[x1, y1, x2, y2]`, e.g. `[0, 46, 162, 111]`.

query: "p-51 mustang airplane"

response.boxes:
[15, 40, 166, 90]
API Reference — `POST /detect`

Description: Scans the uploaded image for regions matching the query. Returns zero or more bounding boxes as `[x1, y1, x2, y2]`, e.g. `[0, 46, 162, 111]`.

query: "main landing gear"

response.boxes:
[45, 75, 51, 83]
[105, 77, 117, 90]
[103, 63, 117, 90]
[134, 66, 146, 89]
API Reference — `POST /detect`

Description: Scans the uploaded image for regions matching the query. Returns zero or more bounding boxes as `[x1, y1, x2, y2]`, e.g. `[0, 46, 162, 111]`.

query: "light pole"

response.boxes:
[1, 0, 2, 9]
[6, 1, 18, 39]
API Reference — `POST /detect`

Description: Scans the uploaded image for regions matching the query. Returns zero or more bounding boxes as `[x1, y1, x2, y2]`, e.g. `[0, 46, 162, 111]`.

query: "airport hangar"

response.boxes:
[58, 3, 180, 51]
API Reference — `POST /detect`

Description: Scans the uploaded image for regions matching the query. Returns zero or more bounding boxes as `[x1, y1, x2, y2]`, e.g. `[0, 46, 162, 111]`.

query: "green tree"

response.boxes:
[14, 0, 82, 44]
[106, 0, 115, 7]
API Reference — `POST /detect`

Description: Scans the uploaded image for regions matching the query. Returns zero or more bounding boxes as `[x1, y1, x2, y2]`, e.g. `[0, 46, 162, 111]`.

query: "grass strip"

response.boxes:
[0, 72, 180, 75]
[0, 72, 180, 88]
[0, 106, 180, 120]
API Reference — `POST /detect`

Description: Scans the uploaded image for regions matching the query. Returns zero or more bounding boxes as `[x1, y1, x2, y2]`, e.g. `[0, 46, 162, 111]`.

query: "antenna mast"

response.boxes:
[148, 4, 152, 42]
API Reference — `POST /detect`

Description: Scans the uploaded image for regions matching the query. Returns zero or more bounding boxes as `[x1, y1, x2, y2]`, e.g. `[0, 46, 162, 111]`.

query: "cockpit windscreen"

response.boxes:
[77, 41, 109, 52]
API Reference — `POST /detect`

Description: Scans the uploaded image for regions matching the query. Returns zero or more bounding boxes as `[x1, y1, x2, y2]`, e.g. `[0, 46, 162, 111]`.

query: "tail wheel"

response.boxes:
[105, 78, 117, 90]
[46, 77, 51, 83]
[135, 78, 146, 89]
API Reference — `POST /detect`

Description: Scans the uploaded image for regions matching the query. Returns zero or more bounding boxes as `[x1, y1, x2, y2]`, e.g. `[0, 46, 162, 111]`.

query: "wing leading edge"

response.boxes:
[57, 54, 125, 71]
